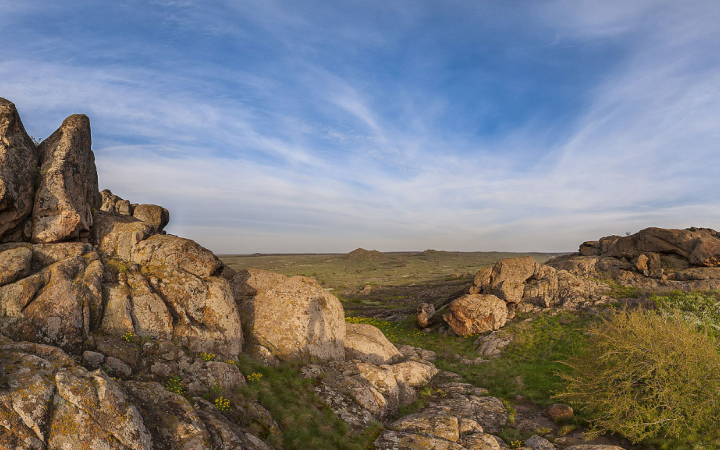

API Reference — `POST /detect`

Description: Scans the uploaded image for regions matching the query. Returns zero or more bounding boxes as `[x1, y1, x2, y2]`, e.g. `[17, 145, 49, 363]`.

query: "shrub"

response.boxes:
[652, 290, 720, 332]
[556, 308, 720, 443]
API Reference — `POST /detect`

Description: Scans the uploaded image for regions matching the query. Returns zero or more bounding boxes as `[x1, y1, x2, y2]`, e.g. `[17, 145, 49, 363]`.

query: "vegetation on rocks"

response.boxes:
[234, 355, 382, 449]
[557, 308, 720, 445]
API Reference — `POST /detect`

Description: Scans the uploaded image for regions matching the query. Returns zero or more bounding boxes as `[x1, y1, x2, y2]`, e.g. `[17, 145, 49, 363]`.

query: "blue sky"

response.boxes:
[3, 0, 720, 253]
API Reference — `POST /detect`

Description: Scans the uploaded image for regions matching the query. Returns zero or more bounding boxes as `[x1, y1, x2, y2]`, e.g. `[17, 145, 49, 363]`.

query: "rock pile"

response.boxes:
[547, 227, 720, 291]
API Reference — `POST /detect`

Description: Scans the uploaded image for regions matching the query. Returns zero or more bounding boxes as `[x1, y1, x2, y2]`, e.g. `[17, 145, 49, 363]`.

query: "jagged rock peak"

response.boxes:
[0, 97, 38, 242]
[32, 113, 101, 243]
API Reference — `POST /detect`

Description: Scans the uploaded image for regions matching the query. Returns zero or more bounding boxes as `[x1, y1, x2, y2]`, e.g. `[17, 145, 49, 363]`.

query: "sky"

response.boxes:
[2, 0, 720, 254]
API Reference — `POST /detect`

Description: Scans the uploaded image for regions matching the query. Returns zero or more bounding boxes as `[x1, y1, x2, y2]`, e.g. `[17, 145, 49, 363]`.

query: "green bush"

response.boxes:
[652, 290, 720, 332]
[556, 308, 720, 443]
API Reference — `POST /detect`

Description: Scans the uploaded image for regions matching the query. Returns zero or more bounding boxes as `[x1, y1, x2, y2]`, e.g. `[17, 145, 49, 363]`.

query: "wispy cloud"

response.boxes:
[1, 1, 719, 253]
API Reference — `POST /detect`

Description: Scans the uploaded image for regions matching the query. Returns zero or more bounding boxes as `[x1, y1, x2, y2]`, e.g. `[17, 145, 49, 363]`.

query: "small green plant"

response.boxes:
[558, 424, 576, 436]
[605, 279, 642, 298]
[215, 396, 231, 411]
[535, 427, 552, 435]
[503, 399, 517, 425]
[246, 372, 263, 383]
[557, 308, 720, 443]
[165, 375, 186, 396]
[509, 440, 524, 449]
[122, 331, 136, 343]
[199, 352, 216, 362]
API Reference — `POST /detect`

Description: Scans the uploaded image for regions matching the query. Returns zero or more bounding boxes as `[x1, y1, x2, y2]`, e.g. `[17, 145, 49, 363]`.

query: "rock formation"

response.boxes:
[547, 227, 720, 291]
[32, 114, 101, 243]
[0, 99, 38, 242]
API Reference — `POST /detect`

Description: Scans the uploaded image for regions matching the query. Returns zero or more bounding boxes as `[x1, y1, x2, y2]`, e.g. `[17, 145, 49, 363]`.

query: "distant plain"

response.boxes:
[220, 250, 563, 313]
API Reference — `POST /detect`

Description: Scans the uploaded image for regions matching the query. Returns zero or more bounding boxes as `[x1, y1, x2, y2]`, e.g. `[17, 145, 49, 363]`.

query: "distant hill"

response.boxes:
[347, 247, 389, 261]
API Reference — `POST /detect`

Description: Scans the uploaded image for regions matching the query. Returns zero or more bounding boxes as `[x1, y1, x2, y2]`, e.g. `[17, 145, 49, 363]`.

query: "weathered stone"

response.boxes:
[462, 433, 503, 450]
[126, 271, 173, 340]
[565, 446, 627, 450]
[54, 366, 151, 448]
[417, 302, 435, 328]
[193, 398, 273, 450]
[427, 395, 508, 434]
[92, 210, 154, 261]
[0, 248, 103, 353]
[476, 331, 513, 358]
[345, 322, 402, 364]
[239, 275, 345, 361]
[181, 360, 245, 396]
[444, 294, 507, 336]
[133, 204, 170, 233]
[32, 114, 100, 243]
[0, 98, 38, 242]
[0, 337, 152, 449]
[124, 381, 212, 449]
[104, 356, 133, 379]
[544, 403, 573, 421]
[131, 234, 221, 278]
[390, 413, 460, 442]
[139, 263, 243, 358]
[0, 243, 32, 286]
[374, 430, 466, 450]
[525, 435, 555, 450]
[356, 362, 400, 414]
[82, 350, 105, 370]
[224, 267, 289, 301]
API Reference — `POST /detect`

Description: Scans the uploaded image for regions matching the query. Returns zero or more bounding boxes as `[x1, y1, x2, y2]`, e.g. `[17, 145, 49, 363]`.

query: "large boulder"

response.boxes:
[239, 275, 346, 361]
[132, 203, 170, 233]
[344, 322, 403, 364]
[91, 210, 154, 261]
[138, 262, 244, 358]
[32, 114, 101, 243]
[0, 98, 38, 242]
[0, 244, 103, 353]
[0, 243, 32, 286]
[131, 234, 221, 278]
[443, 294, 507, 336]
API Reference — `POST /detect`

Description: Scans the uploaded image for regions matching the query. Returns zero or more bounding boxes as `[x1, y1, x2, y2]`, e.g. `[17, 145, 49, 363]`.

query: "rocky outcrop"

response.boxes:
[132, 203, 170, 233]
[467, 258, 610, 315]
[373, 382, 508, 450]
[100, 189, 170, 233]
[237, 274, 346, 361]
[304, 347, 440, 428]
[443, 294, 508, 336]
[32, 114, 101, 243]
[0, 242, 102, 353]
[344, 322, 403, 364]
[547, 227, 720, 292]
[0, 98, 38, 242]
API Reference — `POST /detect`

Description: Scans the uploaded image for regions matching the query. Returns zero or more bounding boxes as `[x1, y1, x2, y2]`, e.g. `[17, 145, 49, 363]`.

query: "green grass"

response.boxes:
[346, 312, 592, 408]
[652, 290, 720, 333]
[437, 312, 591, 407]
[605, 279, 642, 299]
[220, 251, 561, 292]
[232, 355, 382, 450]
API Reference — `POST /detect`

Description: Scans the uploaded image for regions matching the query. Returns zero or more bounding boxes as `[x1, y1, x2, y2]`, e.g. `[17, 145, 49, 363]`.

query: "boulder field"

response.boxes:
[430, 228, 720, 339]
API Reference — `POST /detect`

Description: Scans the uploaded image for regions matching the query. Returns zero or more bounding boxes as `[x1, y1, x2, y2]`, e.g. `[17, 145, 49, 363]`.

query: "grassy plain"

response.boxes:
[221, 250, 561, 311]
